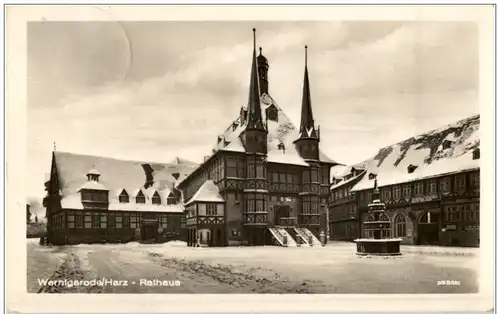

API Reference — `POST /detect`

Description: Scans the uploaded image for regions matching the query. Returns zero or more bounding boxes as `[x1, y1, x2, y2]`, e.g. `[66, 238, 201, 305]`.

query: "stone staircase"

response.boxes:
[294, 228, 322, 246]
[268, 227, 297, 247]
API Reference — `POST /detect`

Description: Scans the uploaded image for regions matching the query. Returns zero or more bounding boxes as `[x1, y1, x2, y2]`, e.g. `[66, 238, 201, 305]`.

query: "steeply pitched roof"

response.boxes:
[53, 151, 197, 212]
[351, 114, 480, 191]
[212, 93, 337, 166]
[185, 180, 225, 206]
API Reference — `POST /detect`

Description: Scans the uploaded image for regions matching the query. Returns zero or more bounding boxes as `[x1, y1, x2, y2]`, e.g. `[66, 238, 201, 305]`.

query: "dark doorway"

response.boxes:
[216, 228, 223, 246]
[274, 206, 291, 226]
[141, 223, 158, 241]
[417, 211, 440, 245]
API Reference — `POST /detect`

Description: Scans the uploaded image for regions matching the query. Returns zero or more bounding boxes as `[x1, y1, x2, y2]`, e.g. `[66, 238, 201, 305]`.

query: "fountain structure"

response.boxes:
[354, 179, 402, 256]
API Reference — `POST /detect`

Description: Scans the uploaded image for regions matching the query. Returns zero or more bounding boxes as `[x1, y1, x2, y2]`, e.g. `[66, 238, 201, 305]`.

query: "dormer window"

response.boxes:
[473, 148, 480, 160]
[232, 121, 238, 131]
[368, 173, 377, 180]
[119, 189, 129, 203]
[172, 172, 180, 180]
[442, 140, 452, 149]
[136, 190, 145, 204]
[266, 105, 278, 122]
[167, 192, 177, 205]
[152, 191, 161, 205]
[407, 164, 418, 174]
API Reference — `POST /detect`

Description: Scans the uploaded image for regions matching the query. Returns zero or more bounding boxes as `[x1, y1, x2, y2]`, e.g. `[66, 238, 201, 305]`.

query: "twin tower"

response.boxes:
[242, 28, 320, 161]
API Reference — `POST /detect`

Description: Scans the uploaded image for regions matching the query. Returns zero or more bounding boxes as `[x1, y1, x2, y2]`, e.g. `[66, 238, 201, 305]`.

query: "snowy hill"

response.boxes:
[351, 114, 479, 191]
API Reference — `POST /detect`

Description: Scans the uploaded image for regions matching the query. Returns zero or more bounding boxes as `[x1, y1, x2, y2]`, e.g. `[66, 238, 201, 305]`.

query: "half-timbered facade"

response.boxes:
[177, 30, 338, 247]
[328, 114, 480, 247]
[44, 151, 197, 245]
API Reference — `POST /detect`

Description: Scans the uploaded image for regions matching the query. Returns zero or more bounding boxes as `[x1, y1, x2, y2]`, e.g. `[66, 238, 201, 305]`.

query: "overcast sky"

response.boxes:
[27, 21, 479, 198]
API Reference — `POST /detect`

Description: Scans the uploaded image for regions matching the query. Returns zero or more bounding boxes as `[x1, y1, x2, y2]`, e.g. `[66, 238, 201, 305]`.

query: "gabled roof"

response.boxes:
[185, 180, 225, 206]
[52, 151, 197, 212]
[351, 114, 480, 191]
[213, 93, 337, 165]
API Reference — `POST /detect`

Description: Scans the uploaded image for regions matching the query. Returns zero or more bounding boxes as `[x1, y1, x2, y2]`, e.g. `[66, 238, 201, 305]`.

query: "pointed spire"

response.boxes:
[298, 45, 317, 139]
[372, 179, 380, 201]
[245, 28, 265, 131]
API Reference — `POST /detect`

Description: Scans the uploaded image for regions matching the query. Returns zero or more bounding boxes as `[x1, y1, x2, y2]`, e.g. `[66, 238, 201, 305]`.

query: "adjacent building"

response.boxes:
[176, 30, 339, 247]
[328, 114, 480, 247]
[43, 152, 197, 245]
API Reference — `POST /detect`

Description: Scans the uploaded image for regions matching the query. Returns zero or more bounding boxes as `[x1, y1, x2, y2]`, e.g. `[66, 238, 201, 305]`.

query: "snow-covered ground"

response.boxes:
[27, 239, 479, 293]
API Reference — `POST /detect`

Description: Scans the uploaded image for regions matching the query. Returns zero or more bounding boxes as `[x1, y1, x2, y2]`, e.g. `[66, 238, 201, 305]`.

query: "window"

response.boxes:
[81, 190, 108, 203]
[414, 182, 423, 196]
[136, 190, 146, 204]
[130, 215, 139, 229]
[119, 190, 129, 203]
[108, 213, 115, 228]
[426, 180, 437, 195]
[473, 148, 480, 160]
[311, 168, 319, 183]
[279, 173, 286, 183]
[167, 193, 177, 205]
[266, 106, 278, 122]
[152, 191, 161, 205]
[393, 186, 401, 199]
[84, 214, 92, 228]
[160, 215, 168, 229]
[272, 172, 278, 182]
[442, 140, 452, 149]
[247, 164, 255, 178]
[302, 171, 310, 183]
[383, 189, 391, 201]
[115, 215, 122, 228]
[322, 167, 330, 185]
[287, 174, 293, 184]
[394, 214, 406, 238]
[92, 213, 100, 228]
[470, 172, 480, 189]
[122, 213, 130, 228]
[100, 214, 107, 228]
[364, 215, 375, 238]
[68, 214, 75, 228]
[246, 194, 266, 213]
[440, 178, 450, 193]
[207, 203, 217, 215]
[454, 175, 466, 191]
[256, 163, 264, 178]
[75, 213, 83, 228]
[227, 157, 238, 177]
[445, 206, 460, 221]
[407, 164, 418, 173]
[302, 196, 318, 214]
[402, 185, 412, 198]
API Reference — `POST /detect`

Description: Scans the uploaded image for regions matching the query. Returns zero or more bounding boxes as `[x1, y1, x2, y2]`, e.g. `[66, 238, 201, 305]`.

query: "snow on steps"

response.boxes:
[268, 227, 297, 247]
[295, 228, 321, 246]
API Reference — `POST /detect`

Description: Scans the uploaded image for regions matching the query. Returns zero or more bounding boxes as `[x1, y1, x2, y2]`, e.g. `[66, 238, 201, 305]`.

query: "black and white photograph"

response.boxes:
[5, 4, 495, 313]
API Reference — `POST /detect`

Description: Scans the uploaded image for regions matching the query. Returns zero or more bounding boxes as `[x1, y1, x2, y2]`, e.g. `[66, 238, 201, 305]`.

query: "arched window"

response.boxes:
[119, 189, 129, 203]
[152, 191, 161, 205]
[394, 214, 407, 238]
[380, 213, 391, 238]
[136, 190, 145, 204]
[364, 215, 375, 238]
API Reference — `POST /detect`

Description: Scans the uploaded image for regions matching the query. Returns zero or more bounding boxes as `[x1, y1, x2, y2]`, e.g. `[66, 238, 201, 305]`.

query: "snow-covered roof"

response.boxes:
[330, 170, 366, 190]
[86, 168, 100, 176]
[177, 93, 337, 187]
[78, 180, 108, 191]
[215, 94, 335, 163]
[53, 151, 197, 212]
[351, 114, 480, 191]
[185, 180, 225, 206]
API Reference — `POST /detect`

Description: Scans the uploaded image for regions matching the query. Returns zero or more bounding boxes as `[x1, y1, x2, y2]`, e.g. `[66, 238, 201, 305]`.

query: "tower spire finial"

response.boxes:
[305, 45, 308, 66]
[53, 141, 56, 151]
[253, 28, 256, 50]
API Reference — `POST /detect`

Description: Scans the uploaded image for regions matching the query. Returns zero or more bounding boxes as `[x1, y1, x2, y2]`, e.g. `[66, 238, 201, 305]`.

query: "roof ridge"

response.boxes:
[54, 151, 198, 167]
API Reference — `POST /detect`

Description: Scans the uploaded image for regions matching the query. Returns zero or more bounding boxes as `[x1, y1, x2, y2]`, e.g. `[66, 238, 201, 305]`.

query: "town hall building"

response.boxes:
[176, 29, 339, 247]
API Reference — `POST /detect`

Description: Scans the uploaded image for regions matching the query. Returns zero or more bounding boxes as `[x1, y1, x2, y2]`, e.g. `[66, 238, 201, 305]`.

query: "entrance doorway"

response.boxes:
[141, 223, 158, 241]
[274, 206, 291, 226]
[417, 211, 440, 245]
